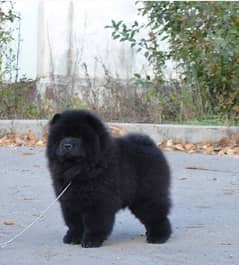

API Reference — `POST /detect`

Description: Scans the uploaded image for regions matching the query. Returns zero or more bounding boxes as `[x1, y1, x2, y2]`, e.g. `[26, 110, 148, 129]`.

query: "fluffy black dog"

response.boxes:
[46, 109, 172, 248]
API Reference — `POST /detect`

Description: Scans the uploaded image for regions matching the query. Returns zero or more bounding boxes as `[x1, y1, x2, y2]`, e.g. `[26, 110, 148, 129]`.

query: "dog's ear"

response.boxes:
[49, 113, 61, 125]
[85, 112, 111, 149]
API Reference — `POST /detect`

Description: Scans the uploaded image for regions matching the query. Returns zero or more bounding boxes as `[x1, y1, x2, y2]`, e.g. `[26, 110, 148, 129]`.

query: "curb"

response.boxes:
[0, 120, 48, 140]
[0, 120, 238, 144]
[113, 123, 239, 143]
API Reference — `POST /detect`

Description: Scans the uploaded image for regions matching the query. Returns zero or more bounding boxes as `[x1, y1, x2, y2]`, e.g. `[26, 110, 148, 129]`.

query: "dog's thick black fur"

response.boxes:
[46, 109, 172, 248]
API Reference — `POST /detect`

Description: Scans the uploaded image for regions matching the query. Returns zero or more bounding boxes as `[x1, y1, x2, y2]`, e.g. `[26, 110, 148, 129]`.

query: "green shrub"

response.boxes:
[0, 0, 19, 81]
[106, 2, 239, 122]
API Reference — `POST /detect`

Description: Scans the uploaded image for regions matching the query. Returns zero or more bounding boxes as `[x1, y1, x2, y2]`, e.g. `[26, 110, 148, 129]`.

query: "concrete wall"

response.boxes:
[12, 0, 145, 80]
[37, 0, 151, 80]
[13, 0, 175, 81]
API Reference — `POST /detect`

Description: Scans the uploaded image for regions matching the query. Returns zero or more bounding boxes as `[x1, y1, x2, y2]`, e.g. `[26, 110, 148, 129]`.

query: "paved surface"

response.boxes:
[0, 147, 238, 265]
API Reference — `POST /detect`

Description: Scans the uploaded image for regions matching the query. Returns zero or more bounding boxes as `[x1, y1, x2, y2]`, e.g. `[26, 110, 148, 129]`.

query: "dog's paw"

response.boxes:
[146, 234, 170, 244]
[81, 237, 103, 248]
[63, 230, 82, 245]
[146, 218, 171, 244]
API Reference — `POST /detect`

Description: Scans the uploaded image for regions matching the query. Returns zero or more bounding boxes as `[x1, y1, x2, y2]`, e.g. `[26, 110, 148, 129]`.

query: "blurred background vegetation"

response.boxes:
[107, 1, 239, 125]
[0, 1, 239, 124]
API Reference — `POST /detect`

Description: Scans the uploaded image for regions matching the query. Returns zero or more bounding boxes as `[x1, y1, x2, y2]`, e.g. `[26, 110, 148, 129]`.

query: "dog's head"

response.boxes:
[47, 110, 111, 164]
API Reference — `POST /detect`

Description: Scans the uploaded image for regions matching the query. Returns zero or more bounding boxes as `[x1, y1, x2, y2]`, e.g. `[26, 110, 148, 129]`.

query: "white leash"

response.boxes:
[0, 182, 72, 249]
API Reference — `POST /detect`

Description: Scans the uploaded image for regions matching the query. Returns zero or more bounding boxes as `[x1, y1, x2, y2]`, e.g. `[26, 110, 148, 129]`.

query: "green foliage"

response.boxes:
[106, 1, 239, 122]
[0, 79, 89, 119]
[0, 0, 19, 80]
[0, 78, 38, 118]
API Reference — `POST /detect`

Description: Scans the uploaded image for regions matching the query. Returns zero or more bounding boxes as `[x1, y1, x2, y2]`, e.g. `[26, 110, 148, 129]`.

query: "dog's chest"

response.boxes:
[60, 182, 102, 209]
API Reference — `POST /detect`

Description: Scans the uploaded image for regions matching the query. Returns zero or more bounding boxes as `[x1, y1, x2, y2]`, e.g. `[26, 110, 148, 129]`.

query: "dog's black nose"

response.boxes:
[64, 143, 72, 151]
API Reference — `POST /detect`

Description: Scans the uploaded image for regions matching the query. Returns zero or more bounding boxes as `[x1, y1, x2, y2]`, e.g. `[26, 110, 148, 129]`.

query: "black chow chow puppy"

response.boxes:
[46, 110, 172, 248]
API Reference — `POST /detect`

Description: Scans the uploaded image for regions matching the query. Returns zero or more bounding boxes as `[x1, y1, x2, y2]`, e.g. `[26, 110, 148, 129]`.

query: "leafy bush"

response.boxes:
[0, 78, 38, 118]
[106, 2, 239, 122]
[0, 0, 19, 80]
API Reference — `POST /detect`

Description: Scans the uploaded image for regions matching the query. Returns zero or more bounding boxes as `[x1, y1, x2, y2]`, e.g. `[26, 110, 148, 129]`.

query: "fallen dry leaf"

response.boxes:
[35, 140, 45, 146]
[218, 151, 224, 156]
[0, 135, 7, 145]
[0, 129, 238, 158]
[159, 134, 239, 157]
[110, 125, 128, 136]
[185, 166, 209, 171]
[219, 137, 232, 147]
[188, 149, 196, 154]
[204, 146, 215, 155]
[22, 152, 35, 156]
[0, 131, 39, 147]
[15, 136, 25, 146]
[3, 221, 14, 225]
[233, 147, 239, 155]
[163, 147, 175, 152]
[26, 130, 35, 141]
[174, 143, 185, 152]
[166, 139, 174, 147]
[184, 143, 195, 151]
